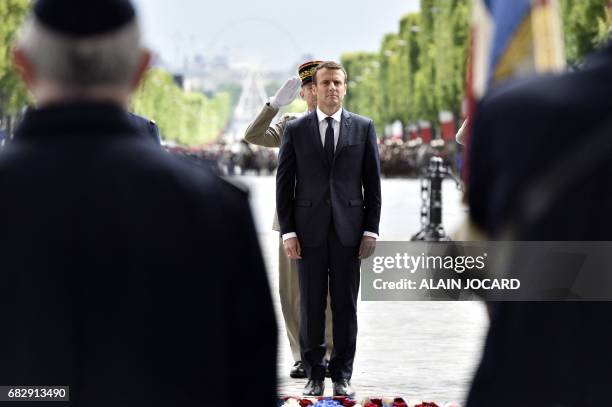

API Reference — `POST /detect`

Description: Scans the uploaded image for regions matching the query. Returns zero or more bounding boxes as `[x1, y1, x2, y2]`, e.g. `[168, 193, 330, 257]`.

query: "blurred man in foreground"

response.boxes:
[0, 0, 277, 405]
[467, 42, 612, 406]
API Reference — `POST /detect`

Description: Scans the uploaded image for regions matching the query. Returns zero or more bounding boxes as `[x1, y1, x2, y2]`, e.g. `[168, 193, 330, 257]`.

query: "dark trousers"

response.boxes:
[297, 224, 360, 381]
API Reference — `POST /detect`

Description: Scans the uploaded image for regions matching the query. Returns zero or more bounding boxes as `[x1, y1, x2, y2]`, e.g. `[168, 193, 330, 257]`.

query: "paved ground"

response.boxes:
[236, 175, 489, 404]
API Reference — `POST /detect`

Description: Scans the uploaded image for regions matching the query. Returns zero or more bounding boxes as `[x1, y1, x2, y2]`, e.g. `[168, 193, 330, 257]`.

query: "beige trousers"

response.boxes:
[278, 236, 333, 362]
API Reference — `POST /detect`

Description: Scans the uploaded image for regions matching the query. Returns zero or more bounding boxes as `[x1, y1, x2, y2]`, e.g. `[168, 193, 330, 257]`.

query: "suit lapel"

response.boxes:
[308, 111, 330, 170]
[333, 109, 352, 160]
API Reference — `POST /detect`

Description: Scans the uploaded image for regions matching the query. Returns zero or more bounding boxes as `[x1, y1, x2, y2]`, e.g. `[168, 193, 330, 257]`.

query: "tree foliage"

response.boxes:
[0, 0, 30, 117]
[130, 69, 233, 146]
[433, 0, 469, 118]
[561, 0, 612, 64]
[342, 0, 611, 138]
[0, 2, 234, 146]
[379, 34, 402, 125]
[341, 51, 382, 129]
[342, 0, 470, 134]
[397, 13, 421, 124]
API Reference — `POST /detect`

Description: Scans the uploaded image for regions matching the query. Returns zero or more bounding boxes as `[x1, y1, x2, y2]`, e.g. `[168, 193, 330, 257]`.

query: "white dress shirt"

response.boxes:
[316, 106, 341, 149]
[282, 106, 378, 242]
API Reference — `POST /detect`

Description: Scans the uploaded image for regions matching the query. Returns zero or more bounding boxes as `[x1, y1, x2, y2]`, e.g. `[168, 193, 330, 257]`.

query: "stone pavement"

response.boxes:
[239, 176, 489, 404]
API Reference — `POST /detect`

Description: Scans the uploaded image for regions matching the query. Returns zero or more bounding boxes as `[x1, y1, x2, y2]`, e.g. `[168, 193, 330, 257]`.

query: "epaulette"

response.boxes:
[282, 112, 302, 122]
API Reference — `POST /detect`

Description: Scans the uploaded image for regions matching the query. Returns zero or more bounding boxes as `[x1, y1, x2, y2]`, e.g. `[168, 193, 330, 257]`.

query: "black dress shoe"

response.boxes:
[332, 379, 355, 398]
[302, 379, 325, 396]
[325, 359, 331, 378]
[290, 361, 306, 379]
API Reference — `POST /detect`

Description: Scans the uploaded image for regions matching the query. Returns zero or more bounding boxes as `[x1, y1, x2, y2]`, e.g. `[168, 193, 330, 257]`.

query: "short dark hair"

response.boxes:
[312, 61, 348, 85]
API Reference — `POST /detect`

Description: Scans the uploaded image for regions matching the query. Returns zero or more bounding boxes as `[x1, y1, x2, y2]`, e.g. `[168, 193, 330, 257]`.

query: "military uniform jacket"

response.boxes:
[244, 103, 303, 231]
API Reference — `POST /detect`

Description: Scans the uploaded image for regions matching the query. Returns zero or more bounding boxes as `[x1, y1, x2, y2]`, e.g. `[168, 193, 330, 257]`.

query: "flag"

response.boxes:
[462, 0, 565, 181]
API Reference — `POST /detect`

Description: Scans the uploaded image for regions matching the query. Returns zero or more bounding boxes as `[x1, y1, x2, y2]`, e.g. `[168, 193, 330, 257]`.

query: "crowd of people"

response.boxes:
[162, 142, 276, 175]
[163, 137, 461, 178]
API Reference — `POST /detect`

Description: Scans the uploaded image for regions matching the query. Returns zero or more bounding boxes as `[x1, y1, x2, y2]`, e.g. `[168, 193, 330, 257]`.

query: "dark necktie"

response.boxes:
[324, 117, 335, 163]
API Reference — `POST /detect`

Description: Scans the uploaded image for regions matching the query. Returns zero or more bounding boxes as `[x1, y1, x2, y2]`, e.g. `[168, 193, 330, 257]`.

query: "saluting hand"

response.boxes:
[269, 77, 301, 109]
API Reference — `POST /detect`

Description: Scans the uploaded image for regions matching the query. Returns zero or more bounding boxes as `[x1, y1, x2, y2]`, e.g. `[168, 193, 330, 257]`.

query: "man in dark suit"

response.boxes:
[276, 61, 382, 397]
[466, 42, 612, 406]
[0, 0, 277, 406]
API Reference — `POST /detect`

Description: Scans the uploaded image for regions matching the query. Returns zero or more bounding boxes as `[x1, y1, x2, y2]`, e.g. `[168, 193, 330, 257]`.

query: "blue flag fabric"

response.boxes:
[485, 0, 532, 83]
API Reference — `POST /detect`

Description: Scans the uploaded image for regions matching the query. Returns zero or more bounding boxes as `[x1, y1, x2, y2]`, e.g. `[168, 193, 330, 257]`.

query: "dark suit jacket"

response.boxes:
[0, 102, 277, 406]
[276, 109, 381, 247]
[467, 43, 612, 406]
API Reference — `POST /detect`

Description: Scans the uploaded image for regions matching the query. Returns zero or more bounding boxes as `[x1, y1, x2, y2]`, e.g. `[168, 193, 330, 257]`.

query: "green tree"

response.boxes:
[131, 69, 234, 146]
[341, 0, 471, 135]
[340, 0, 612, 141]
[0, 0, 30, 119]
[432, 0, 469, 120]
[413, 0, 438, 125]
[398, 13, 421, 124]
[341, 51, 383, 133]
[595, 4, 612, 45]
[379, 33, 402, 126]
[561, 0, 611, 64]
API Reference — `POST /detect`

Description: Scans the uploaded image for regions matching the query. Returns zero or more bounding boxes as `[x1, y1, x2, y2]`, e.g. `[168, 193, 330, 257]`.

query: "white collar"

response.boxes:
[316, 106, 343, 123]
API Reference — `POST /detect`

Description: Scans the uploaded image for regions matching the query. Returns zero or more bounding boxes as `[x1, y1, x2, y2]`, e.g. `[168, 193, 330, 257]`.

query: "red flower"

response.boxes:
[415, 403, 439, 407]
[299, 399, 314, 407]
[392, 398, 408, 407]
[334, 397, 356, 407]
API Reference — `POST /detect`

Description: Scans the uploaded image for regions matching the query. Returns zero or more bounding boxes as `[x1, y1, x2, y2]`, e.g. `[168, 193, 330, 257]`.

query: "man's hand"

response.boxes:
[358, 236, 376, 259]
[269, 77, 301, 109]
[283, 237, 302, 259]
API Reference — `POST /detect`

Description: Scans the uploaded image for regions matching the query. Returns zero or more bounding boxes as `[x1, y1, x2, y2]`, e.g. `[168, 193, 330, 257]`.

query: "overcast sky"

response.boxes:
[131, 0, 420, 71]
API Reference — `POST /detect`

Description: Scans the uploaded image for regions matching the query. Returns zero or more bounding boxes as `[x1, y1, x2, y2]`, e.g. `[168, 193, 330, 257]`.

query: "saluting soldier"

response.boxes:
[244, 61, 333, 379]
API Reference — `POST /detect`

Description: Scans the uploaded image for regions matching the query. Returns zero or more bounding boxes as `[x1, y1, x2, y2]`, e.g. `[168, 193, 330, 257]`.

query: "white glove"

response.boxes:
[269, 77, 301, 109]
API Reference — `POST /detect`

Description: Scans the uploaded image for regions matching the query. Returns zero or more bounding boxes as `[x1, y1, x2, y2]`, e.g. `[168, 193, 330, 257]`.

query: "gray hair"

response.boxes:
[16, 17, 143, 88]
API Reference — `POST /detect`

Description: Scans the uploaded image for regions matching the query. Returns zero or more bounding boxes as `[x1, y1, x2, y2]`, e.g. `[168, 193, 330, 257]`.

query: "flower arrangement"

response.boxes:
[278, 397, 357, 407]
[362, 398, 409, 407]
[279, 397, 459, 407]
